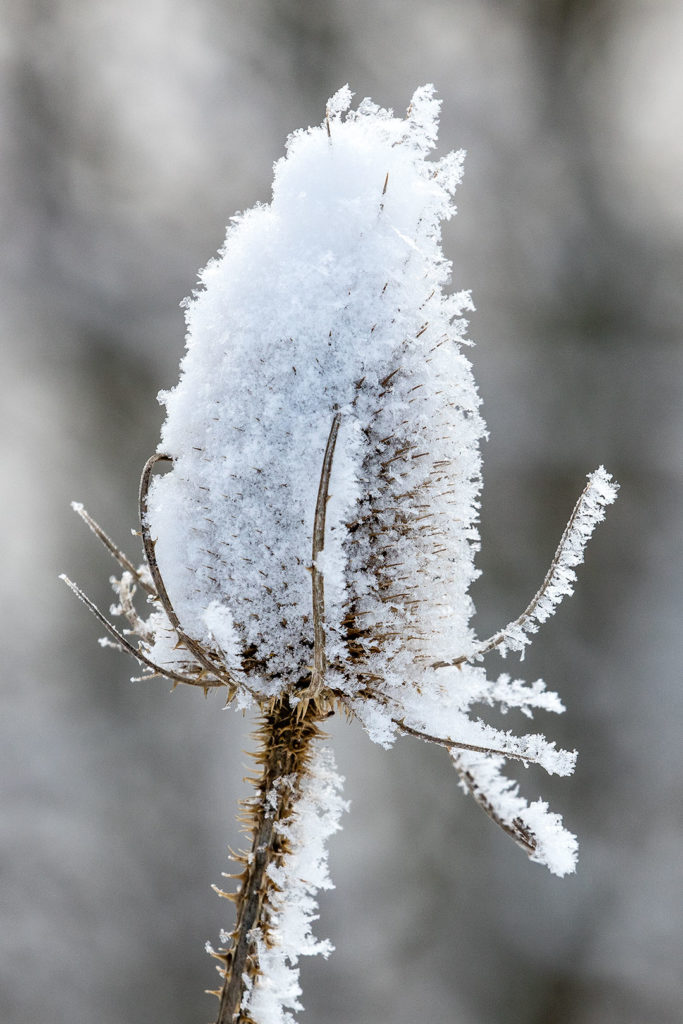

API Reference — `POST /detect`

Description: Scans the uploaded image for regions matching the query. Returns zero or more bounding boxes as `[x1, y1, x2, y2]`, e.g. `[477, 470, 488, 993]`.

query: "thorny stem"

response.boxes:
[214, 697, 326, 1024]
[214, 414, 341, 1022]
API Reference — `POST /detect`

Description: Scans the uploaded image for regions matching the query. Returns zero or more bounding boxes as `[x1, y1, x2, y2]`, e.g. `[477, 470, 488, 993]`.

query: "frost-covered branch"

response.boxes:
[434, 466, 618, 670]
[452, 753, 579, 877]
[60, 573, 219, 688]
[394, 718, 576, 777]
[70, 501, 155, 595]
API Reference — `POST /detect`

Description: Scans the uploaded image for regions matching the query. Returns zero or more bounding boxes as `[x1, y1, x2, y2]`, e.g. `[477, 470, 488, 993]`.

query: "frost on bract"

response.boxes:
[64, 86, 617, 1024]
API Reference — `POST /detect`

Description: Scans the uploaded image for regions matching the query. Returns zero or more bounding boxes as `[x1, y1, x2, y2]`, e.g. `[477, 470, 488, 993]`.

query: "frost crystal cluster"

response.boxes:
[148, 83, 481, 698]
[64, 85, 617, 1024]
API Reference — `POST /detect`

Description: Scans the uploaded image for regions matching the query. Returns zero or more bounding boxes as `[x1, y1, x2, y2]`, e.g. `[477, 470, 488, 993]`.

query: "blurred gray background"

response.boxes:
[2, 1, 682, 1022]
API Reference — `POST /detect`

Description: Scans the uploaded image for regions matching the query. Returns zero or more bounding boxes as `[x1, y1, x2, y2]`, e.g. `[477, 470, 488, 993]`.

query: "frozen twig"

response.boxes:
[60, 574, 219, 688]
[70, 502, 155, 596]
[433, 467, 619, 669]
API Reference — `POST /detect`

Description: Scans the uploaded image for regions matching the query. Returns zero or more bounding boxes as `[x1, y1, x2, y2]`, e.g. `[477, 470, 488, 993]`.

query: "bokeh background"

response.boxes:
[2, 2, 682, 1022]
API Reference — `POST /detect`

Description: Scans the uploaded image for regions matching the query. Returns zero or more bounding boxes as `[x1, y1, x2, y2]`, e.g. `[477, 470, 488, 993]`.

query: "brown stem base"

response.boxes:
[214, 696, 326, 1024]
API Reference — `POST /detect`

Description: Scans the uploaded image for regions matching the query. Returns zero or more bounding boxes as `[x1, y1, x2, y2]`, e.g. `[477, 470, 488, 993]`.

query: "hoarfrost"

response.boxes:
[140, 86, 617, 875]
[145, 83, 483, 697]
[242, 743, 347, 1024]
[71, 86, 616, 890]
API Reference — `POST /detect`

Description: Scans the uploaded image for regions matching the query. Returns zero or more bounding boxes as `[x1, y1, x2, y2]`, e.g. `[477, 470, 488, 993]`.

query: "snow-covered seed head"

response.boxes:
[114, 85, 617, 878]
[146, 85, 482, 700]
[64, 86, 618, 884]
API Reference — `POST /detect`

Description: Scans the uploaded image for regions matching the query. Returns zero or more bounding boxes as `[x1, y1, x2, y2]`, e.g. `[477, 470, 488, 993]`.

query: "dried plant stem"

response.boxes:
[309, 412, 341, 700]
[432, 476, 601, 670]
[453, 757, 536, 854]
[394, 718, 547, 766]
[214, 696, 326, 1024]
[59, 574, 216, 688]
[70, 502, 156, 595]
[139, 454, 240, 692]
